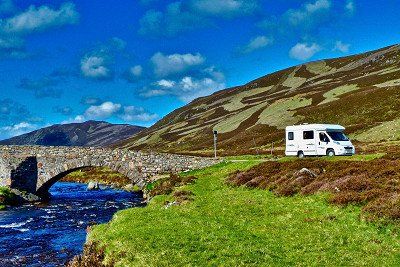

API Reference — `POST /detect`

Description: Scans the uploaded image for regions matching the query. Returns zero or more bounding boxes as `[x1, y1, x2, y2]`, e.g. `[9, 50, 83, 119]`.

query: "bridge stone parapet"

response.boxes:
[0, 145, 218, 198]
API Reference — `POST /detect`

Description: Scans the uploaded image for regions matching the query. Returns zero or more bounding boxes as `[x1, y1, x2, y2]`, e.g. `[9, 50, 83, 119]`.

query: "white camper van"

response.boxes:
[285, 124, 355, 158]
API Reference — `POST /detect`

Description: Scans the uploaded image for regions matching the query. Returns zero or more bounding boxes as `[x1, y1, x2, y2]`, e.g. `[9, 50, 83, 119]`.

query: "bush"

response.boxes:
[148, 174, 197, 198]
[0, 187, 17, 209]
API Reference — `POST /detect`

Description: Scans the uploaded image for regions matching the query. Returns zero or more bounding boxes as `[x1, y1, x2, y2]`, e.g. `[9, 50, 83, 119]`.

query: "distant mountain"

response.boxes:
[117, 44, 400, 154]
[0, 121, 145, 147]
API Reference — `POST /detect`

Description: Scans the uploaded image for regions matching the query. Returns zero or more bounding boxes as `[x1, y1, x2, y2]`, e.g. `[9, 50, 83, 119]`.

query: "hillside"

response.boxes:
[0, 120, 145, 147]
[118, 44, 400, 155]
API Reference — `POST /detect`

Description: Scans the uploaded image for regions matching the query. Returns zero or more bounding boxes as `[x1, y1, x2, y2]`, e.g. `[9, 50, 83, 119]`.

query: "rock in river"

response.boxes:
[87, 182, 100, 191]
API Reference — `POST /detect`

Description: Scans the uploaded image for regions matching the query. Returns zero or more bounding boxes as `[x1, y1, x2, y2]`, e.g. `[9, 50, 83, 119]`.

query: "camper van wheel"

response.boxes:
[297, 151, 305, 158]
[327, 149, 335, 157]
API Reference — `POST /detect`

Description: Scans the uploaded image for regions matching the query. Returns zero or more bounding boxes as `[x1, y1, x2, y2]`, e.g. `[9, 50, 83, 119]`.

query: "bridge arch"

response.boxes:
[35, 157, 145, 198]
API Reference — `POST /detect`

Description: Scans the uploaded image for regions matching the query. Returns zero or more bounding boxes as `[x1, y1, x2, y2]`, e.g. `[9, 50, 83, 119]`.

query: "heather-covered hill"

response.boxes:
[118, 45, 400, 155]
[0, 120, 145, 147]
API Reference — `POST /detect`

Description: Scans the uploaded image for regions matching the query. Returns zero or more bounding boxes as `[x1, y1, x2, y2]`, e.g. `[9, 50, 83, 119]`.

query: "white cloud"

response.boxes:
[0, 2, 79, 59]
[179, 76, 226, 102]
[289, 43, 321, 61]
[190, 0, 258, 18]
[333, 41, 350, 53]
[0, 36, 24, 49]
[157, 79, 176, 88]
[151, 52, 205, 77]
[305, 0, 331, 13]
[139, 3, 205, 37]
[345, 0, 355, 15]
[80, 55, 112, 80]
[241, 35, 273, 54]
[286, 0, 331, 26]
[140, 89, 168, 98]
[61, 115, 85, 124]
[118, 106, 158, 122]
[80, 97, 103, 105]
[0, 122, 37, 138]
[0, 2, 79, 34]
[63, 102, 158, 124]
[124, 65, 144, 83]
[80, 37, 127, 81]
[53, 106, 73, 116]
[0, 36, 26, 58]
[130, 65, 143, 77]
[84, 102, 122, 120]
[141, 67, 226, 103]
[109, 37, 126, 50]
[139, 0, 258, 36]
[258, 0, 331, 34]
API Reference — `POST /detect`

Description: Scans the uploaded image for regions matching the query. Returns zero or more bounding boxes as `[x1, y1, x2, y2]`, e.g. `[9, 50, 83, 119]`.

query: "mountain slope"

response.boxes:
[118, 44, 400, 154]
[0, 121, 145, 147]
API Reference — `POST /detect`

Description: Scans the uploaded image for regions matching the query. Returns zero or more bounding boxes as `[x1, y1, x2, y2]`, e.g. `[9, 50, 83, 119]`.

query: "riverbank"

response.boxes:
[75, 157, 400, 266]
[0, 182, 143, 266]
[0, 187, 17, 210]
[62, 167, 140, 191]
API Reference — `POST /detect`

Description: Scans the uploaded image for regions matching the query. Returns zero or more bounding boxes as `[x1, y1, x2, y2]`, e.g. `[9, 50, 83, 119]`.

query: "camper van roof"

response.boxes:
[285, 124, 345, 131]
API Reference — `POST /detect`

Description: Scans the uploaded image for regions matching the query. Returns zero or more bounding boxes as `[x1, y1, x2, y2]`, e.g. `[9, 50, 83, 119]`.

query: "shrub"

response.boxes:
[173, 190, 195, 202]
[148, 174, 198, 198]
[0, 187, 17, 209]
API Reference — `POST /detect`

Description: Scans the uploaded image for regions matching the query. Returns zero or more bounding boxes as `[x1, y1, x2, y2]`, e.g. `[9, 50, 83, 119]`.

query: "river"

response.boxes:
[0, 182, 144, 266]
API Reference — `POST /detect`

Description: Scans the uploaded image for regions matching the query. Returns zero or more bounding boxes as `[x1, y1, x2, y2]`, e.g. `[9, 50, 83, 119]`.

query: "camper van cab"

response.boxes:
[285, 124, 355, 158]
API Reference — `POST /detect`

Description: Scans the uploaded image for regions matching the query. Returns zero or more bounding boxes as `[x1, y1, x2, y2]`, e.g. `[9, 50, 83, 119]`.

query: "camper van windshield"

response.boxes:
[327, 131, 349, 141]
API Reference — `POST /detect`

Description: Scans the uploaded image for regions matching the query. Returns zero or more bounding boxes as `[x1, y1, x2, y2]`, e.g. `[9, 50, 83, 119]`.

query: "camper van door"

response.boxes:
[316, 131, 330, 156]
[302, 130, 317, 155]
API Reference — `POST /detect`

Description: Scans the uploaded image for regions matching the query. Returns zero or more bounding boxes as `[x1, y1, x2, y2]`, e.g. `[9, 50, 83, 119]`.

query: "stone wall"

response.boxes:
[0, 146, 219, 197]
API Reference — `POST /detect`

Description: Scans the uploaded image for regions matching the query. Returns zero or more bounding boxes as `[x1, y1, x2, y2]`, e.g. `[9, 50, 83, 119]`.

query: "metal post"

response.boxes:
[253, 137, 259, 155]
[213, 130, 218, 159]
[271, 142, 274, 156]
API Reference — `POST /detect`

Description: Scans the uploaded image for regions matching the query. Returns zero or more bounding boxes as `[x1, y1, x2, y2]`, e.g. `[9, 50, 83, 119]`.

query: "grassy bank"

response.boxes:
[85, 160, 400, 266]
[0, 187, 16, 210]
[62, 167, 133, 189]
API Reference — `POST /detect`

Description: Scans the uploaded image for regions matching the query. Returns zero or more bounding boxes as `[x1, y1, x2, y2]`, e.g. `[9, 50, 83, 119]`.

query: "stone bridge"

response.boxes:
[0, 146, 218, 198]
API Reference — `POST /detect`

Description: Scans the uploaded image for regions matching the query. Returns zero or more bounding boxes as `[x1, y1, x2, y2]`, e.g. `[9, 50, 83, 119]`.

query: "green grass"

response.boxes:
[320, 84, 360, 105]
[88, 161, 400, 266]
[0, 186, 15, 210]
[320, 153, 385, 161]
[278, 153, 385, 162]
[354, 118, 400, 142]
[223, 154, 273, 161]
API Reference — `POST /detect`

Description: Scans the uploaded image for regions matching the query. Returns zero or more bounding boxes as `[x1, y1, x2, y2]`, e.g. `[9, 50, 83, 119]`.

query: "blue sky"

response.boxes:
[0, 0, 399, 139]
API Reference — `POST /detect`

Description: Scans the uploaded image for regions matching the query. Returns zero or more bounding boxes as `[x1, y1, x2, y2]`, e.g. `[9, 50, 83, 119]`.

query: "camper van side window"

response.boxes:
[303, 131, 314, 140]
[288, 132, 294, 140]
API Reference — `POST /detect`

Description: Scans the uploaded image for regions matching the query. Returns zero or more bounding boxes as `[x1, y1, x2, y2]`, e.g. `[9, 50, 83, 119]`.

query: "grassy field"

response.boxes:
[85, 161, 400, 266]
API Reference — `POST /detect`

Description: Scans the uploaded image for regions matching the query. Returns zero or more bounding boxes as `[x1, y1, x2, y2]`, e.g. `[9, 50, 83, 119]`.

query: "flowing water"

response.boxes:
[0, 182, 144, 266]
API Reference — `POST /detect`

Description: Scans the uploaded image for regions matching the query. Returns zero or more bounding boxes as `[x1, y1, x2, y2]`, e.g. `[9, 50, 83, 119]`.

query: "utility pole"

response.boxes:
[213, 130, 218, 159]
